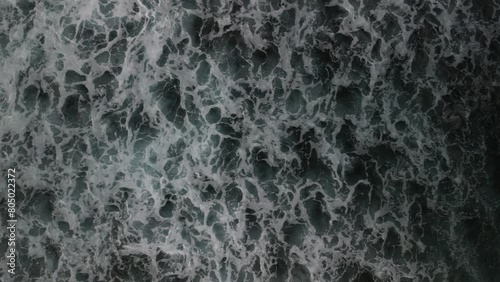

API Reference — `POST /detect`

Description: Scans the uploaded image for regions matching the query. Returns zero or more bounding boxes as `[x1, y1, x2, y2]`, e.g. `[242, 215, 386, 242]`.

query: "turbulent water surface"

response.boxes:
[1, 0, 500, 281]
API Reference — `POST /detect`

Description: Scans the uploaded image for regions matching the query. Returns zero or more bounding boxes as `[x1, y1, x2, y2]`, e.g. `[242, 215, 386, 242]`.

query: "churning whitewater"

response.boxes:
[1, 0, 500, 281]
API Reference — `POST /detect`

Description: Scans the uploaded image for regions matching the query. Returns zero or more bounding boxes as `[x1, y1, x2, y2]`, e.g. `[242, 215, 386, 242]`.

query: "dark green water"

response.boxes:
[0, 0, 500, 281]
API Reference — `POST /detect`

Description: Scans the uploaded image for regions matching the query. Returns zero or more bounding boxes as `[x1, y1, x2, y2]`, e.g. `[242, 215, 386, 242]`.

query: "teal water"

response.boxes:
[1, 0, 500, 281]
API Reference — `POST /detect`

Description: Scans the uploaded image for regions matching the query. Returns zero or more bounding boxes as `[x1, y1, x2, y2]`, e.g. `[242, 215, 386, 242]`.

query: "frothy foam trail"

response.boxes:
[1, 0, 500, 281]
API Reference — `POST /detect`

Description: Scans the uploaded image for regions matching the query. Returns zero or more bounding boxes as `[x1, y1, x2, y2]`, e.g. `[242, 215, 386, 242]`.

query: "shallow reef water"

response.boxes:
[1, 0, 500, 281]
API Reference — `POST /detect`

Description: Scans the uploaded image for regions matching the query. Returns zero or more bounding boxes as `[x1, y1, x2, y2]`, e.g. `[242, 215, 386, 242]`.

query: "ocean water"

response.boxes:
[1, 0, 500, 281]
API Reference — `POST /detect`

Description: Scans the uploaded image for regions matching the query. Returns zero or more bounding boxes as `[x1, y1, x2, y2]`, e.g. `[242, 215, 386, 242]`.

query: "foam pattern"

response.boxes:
[1, 0, 500, 281]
